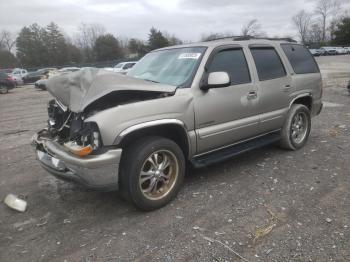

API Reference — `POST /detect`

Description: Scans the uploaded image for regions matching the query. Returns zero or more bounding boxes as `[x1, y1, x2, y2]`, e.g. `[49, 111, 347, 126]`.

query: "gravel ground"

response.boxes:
[0, 56, 349, 262]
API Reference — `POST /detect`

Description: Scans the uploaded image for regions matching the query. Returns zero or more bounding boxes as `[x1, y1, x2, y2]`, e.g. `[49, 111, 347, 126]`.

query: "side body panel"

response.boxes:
[192, 45, 261, 154]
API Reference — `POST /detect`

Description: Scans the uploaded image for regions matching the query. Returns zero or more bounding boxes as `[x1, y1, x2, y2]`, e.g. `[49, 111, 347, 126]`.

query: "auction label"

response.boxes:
[178, 53, 201, 59]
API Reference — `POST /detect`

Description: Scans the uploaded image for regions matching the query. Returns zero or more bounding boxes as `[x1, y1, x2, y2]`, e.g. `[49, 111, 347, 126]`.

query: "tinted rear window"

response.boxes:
[281, 44, 319, 74]
[208, 48, 251, 85]
[250, 47, 286, 81]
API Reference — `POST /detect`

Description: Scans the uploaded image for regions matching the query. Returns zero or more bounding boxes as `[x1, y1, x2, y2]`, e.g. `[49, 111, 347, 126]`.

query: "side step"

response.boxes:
[191, 131, 281, 168]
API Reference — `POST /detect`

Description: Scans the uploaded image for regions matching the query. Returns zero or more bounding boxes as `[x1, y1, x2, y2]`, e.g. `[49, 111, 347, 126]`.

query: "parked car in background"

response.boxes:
[33, 38, 322, 210]
[320, 47, 337, 55]
[335, 47, 347, 55]
[10, 68, 28, 86]
[0, 71, 16, 94]
[113, 61, 137, 74]
[309, 49, 321, 56]
[103, 67, 114, 72]
[34, 67, 80, 90]
[58, 67, 80, 73]
[23, 68, 57, 84]
[34, 79, 48, 90]
[343, 47, 350, 54]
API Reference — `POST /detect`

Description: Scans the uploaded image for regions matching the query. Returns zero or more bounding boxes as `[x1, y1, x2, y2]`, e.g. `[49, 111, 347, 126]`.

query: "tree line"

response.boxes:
[292, 0, 350, 46]
[0, 23, 182, 69]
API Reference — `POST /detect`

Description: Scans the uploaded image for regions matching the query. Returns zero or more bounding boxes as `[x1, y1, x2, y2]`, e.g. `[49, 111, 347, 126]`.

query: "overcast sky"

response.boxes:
[0, 0, 349, 42]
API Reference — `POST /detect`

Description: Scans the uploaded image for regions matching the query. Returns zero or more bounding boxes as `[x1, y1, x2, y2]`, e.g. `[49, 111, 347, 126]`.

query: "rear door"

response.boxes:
[249, 45, 293, 132]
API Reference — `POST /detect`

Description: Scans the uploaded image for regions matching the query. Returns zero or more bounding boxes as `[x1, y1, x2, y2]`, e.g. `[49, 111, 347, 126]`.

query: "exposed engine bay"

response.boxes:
[44, 99, 102, 155]
[42, 68, 177, 156]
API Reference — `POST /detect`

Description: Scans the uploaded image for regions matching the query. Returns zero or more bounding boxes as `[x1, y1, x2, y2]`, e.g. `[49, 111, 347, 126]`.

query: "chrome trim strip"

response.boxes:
[194, 129, 281, 158]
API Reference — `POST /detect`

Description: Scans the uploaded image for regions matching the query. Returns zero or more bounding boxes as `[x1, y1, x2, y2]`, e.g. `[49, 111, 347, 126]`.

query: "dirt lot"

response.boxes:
[0, 56, 349, 262]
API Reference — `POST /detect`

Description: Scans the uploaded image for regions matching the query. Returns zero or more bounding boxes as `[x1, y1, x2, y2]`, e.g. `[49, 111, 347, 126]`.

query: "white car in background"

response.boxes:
[9, 68, 28, 86]
[343, 47, 350, 54]
[335, 47, 347, 55]
[113, 61, 137, 74]
[320, 47, 337, 55]
[58, 67, 80, 73]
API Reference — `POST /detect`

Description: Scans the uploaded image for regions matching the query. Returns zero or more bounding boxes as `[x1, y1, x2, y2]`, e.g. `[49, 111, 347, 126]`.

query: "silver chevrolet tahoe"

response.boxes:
[32, 37, 323, 210]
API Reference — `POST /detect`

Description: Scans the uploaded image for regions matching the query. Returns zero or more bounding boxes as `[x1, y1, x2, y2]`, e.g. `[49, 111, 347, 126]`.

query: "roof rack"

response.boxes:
[234, 35, 297, 43]
[204, 35, 297, 43]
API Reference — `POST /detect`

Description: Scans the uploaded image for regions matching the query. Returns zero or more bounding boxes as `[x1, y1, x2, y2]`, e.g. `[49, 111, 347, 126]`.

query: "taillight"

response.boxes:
[6, 76, 13, 81]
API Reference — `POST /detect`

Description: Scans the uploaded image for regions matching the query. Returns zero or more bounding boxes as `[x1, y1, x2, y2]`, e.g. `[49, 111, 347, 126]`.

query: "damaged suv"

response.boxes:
[32, 37, 322, 210]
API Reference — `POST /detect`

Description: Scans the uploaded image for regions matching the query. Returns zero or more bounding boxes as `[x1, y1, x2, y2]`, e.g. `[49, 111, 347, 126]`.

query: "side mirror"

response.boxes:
[201, 72, 231, 90]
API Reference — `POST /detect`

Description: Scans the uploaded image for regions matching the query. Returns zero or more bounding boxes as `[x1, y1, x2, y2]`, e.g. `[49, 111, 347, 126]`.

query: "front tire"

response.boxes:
[119, 136, 185, 211]
[0, 85, 8, 94]
[280, 104, 311, 150]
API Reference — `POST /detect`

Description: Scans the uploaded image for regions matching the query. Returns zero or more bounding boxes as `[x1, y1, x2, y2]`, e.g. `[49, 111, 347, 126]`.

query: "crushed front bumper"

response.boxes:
[32, 130, 122, 190]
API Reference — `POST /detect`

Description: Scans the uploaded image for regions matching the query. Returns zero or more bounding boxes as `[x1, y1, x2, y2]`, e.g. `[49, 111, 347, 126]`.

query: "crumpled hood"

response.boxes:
[46, 68, 177, 112]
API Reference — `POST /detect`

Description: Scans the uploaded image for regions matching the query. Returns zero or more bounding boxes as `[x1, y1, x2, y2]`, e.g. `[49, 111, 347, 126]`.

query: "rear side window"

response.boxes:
[281, 44, 319, 74]
[250, 47, 286, 81]
[208, 48, 251, 85]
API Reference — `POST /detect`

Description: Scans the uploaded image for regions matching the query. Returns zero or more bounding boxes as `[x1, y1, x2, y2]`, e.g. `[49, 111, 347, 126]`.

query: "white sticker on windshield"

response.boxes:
[178, 53, 201, 59]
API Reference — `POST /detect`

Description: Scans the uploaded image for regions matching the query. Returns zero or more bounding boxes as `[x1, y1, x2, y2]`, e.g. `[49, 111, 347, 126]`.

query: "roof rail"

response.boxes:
[203, 35, 297, 43]
[234, 35, 297, 43]
[203, 36, 239, 42]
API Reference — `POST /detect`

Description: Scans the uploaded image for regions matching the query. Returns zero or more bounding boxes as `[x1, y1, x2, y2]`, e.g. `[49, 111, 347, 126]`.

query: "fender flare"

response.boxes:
[289, 93, 312, 109]
[113, 119, 192, 156]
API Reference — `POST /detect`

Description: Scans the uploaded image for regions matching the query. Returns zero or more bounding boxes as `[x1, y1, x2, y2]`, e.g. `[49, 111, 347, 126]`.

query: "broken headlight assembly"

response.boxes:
[46, 99, 103, 157]
[64, 121, 102, 157]
[64, 115, 102, 157]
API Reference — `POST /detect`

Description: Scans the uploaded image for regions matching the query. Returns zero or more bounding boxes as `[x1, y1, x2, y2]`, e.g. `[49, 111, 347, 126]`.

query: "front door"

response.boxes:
[194, 46, 260, 154]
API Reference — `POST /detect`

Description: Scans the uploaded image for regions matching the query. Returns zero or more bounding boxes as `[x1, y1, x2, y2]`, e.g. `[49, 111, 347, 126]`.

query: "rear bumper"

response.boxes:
[32, 130, 122, 190]
[312, 99, 323, 116]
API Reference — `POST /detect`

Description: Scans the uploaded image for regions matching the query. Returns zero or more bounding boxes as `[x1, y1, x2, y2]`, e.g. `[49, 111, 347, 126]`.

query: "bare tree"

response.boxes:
[75, 23, 106, 49]
[292, 10, 312, 43]
[74, 23, 105, 61]
[0, 30, 15, 52]
[241, 19, 263, 37]
[308, 23, 323, 44]
[314, 0, 341, 41]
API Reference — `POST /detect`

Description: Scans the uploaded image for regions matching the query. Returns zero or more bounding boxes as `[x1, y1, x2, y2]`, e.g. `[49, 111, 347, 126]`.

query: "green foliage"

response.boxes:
[148, 27, 169, 51]
[44, 22, 69, 65]
[333, 17, 350, 45]
[0, 50, 17, 68]
[16, 23, 83, 67]
[128, 38, 148, 56]
[93, 34, 123, 61]
[16, 24, 47, 67]
[66, 43, 83, 64]
[13, 24, 183, 67]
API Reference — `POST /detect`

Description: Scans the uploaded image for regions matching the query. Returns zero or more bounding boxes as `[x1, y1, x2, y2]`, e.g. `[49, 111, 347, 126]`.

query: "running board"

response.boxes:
[191, 131, 281, 168]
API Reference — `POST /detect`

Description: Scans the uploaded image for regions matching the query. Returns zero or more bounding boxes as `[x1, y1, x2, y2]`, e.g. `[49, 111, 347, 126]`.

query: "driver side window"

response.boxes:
[208, 48, 251, 85]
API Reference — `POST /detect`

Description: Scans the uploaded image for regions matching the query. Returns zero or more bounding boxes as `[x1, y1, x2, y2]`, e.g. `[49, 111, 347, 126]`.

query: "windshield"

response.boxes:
[127, 47, 206, 86]
[114, 63, 124, 68]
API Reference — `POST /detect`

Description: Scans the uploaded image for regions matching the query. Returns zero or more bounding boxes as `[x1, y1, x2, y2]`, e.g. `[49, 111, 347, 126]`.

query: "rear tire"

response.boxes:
[0, 85, 8, 94]
[280, 104, 311, 150]
[119, 136, 185, 211]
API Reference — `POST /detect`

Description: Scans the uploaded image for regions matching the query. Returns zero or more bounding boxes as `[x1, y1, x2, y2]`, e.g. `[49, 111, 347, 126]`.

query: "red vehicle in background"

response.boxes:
[0, 71, 16, 94]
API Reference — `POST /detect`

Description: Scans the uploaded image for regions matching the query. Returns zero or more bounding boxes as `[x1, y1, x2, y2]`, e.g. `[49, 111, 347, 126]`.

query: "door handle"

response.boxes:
[247, 91, 257, 99]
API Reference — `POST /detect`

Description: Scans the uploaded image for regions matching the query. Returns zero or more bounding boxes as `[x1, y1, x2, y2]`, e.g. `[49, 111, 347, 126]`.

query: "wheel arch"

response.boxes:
[114, 119, 192, 159]
[290, 93, 313, 111]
